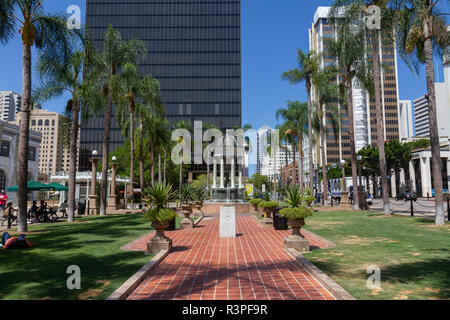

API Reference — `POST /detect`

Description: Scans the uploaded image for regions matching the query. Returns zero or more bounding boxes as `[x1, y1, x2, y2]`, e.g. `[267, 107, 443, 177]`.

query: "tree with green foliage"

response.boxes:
[276, 101, 309, 186]
[395, 0, 448, 225]
[86, 25, 146, 215]
[0, 0, 74, 231]
[282, 50, 320, 191]
[327, 5, 370, 210]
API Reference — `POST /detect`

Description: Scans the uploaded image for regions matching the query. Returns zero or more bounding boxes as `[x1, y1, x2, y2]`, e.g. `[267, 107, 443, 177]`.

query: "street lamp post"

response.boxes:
[340, 159, 349, 204]
[107, 156, 118, 213]
[88, 150, 99, 215]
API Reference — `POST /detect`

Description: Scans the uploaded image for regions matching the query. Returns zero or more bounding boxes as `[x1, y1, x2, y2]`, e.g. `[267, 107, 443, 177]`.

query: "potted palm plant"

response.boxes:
[280, 186, 314, 252]
[180, 184, 196, 228]
[143, 183, 177, 254]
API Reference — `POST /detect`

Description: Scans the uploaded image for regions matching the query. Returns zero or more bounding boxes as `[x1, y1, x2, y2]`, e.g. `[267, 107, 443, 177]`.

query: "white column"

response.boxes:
[399, 168, 406, 193]
[220, 158, 225, 188]
[421, 156, 432, 197]
[231, 158, 235, 188]
[447, 158, 450, 192]
[212, 158, 217, 188]
[391, 172, 397, 198]
[409, 161, 416, 192]
[238, 167, 243, 189]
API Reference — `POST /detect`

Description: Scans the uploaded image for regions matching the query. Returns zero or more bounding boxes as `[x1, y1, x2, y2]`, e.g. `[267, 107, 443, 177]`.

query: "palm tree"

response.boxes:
[276, 101, 309, 187]
[34, 41, 97, 222]
[0, 0, 72, 232]
[87, 25, 146, 215]
[116, 64, 162, 209]
[332, 0, 396, 215]
[312, 67, 341, 205]
[395, 0, 448, 226]
[326, 6, 369, 210]
[174, 120, 193, 194]
[282, 50, 320, 191]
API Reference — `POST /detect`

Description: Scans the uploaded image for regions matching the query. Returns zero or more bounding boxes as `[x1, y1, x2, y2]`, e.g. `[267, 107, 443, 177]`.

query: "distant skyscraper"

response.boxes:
[399, 100, 414, 142]
[309, 6, 400, 165]
[0, 91, 21, 122]
[80, 0, 242, 170]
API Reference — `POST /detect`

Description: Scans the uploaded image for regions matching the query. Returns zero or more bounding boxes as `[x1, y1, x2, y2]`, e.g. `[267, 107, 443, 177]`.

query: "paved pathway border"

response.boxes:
[286, 248, 355, 300]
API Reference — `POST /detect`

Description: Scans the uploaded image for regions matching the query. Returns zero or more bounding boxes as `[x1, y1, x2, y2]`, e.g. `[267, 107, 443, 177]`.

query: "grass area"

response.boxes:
[0, 213, 166, 300]
[303, 210, 450, 300]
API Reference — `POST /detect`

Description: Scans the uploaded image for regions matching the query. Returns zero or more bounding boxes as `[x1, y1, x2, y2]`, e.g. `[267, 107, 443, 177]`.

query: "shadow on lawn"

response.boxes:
[0, 214, 153, 300]
[382, 257, 450, 299]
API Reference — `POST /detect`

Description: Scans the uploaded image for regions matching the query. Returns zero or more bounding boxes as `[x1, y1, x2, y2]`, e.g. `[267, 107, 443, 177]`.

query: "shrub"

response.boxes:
[279, 206, 314, 220]
[143, 183, 177, 210]
[250, 198, 263, 206]
[180, 184, 196, 203]
[144, 208, 177, 223]
[258, 200, 279, 208]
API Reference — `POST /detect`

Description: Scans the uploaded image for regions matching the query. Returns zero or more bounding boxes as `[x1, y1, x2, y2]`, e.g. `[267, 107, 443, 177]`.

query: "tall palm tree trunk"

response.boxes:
[129, 104, 135, 210]
[163, 149, 167, 185]
[346, 82, 359, 210]
[68, 101, 79, 222]
[321, 124, 328, 205]
[17, 42, 32, 232]
[372, 31, 390, 216]
[298, 141, 304, 188]
[423, 17, 445, 226]
[100, 98, 113, 216]
[179, 151, 183, 193]
[158, 153, 162, 183]
[150, 142, 155, 186]
[291, 142, 297, 185]
[306, 84, 314, 191]
[139, 118, 144, 192]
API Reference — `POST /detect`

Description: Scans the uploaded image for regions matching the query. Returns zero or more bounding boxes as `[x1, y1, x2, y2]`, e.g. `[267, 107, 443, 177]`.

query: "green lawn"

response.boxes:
[303, 210, 450, 300]
[0, 213, 189, 300]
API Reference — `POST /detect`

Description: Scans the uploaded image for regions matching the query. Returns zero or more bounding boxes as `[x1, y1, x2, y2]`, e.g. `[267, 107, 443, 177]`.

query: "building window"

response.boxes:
[31, 120, 36, 126]
[45, 120, 49, 126]
[0, 141, 10, 157]
[29, 146, 37, 162]
[38, 120, 42, 126]
[0, 170, 5, 191]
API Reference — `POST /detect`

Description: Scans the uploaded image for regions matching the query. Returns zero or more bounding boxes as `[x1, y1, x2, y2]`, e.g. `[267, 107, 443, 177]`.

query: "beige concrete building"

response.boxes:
[14, 109, 78, 180]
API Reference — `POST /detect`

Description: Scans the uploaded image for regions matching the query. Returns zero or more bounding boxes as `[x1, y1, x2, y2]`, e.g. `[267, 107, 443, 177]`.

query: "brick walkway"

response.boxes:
[126, 215, 338, 300]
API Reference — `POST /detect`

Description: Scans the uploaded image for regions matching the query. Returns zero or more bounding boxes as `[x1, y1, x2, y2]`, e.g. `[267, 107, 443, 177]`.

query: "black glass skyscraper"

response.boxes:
[80, 0, 242, 170]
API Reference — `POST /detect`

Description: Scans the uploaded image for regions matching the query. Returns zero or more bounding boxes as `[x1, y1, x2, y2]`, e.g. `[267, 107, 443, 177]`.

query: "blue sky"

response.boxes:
[0, 0, 448, 131]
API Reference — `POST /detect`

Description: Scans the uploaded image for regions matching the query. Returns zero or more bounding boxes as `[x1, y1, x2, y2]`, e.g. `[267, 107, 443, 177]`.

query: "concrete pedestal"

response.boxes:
[284, 236, 310, 253]
[181, 218, 194, 229]
[107, 194, 117, 213]
[341, 191, 349, 204]
[147, 237, 173, 255]
[262, 217, 273, 226]
[88, 195, 99, 215]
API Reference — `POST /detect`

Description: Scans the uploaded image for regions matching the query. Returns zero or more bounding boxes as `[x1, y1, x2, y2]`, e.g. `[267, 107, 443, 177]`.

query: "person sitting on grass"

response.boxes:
[1, 232, 33, 249]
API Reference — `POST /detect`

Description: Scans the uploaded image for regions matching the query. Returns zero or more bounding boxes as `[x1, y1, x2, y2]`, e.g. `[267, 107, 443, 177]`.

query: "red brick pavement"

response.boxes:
[127, 215, 337, 300]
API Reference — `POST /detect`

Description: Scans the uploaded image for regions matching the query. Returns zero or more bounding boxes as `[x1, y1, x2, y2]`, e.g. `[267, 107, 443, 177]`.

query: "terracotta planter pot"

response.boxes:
[182, 205, 193, 218]
[152, 220, 170, 239]
[287, 218, 305, 238]
[263, 207, 275, 219]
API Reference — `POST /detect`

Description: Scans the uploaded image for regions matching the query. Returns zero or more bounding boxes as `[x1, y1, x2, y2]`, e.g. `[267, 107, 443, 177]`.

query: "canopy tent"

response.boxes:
[46, 182, 68, 192]
[49, 171, 130, 183]
[7, 181, 53, 192]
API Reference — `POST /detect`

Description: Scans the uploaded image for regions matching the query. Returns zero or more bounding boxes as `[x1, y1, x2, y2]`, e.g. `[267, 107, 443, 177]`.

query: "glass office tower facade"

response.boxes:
[80, 0, 242, 170]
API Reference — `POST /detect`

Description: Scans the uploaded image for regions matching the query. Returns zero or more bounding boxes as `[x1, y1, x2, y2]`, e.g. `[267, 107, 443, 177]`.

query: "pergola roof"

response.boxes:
[49, 171, 130, 183]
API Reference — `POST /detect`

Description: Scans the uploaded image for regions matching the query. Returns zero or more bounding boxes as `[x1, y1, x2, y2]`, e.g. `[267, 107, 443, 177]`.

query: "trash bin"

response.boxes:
[167, 217, 176, 231]
[273, 208, 288, 230]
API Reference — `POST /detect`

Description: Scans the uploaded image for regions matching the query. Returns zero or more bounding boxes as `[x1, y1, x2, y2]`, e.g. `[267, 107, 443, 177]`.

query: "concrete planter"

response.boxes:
[181, 205, 194, 229]
[285, 218, 309, 252]
[261, 207, 275, 226]
[147, 220, 172, 254]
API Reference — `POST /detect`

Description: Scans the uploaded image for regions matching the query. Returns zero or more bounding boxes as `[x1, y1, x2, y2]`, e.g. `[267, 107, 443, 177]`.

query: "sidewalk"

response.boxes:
[125, 215, 351, 300]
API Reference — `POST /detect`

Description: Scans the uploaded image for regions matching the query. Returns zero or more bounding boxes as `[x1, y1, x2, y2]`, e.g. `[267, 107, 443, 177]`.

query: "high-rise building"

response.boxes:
[261, 144, 299, 182]
[309, 6, 400, 165]
[399, 100, 414, 142]
[414, 76, 450, 139]
[0, 91, 21, 122]
[80, 0, 242, 170]
[16, 109, 76, 180]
